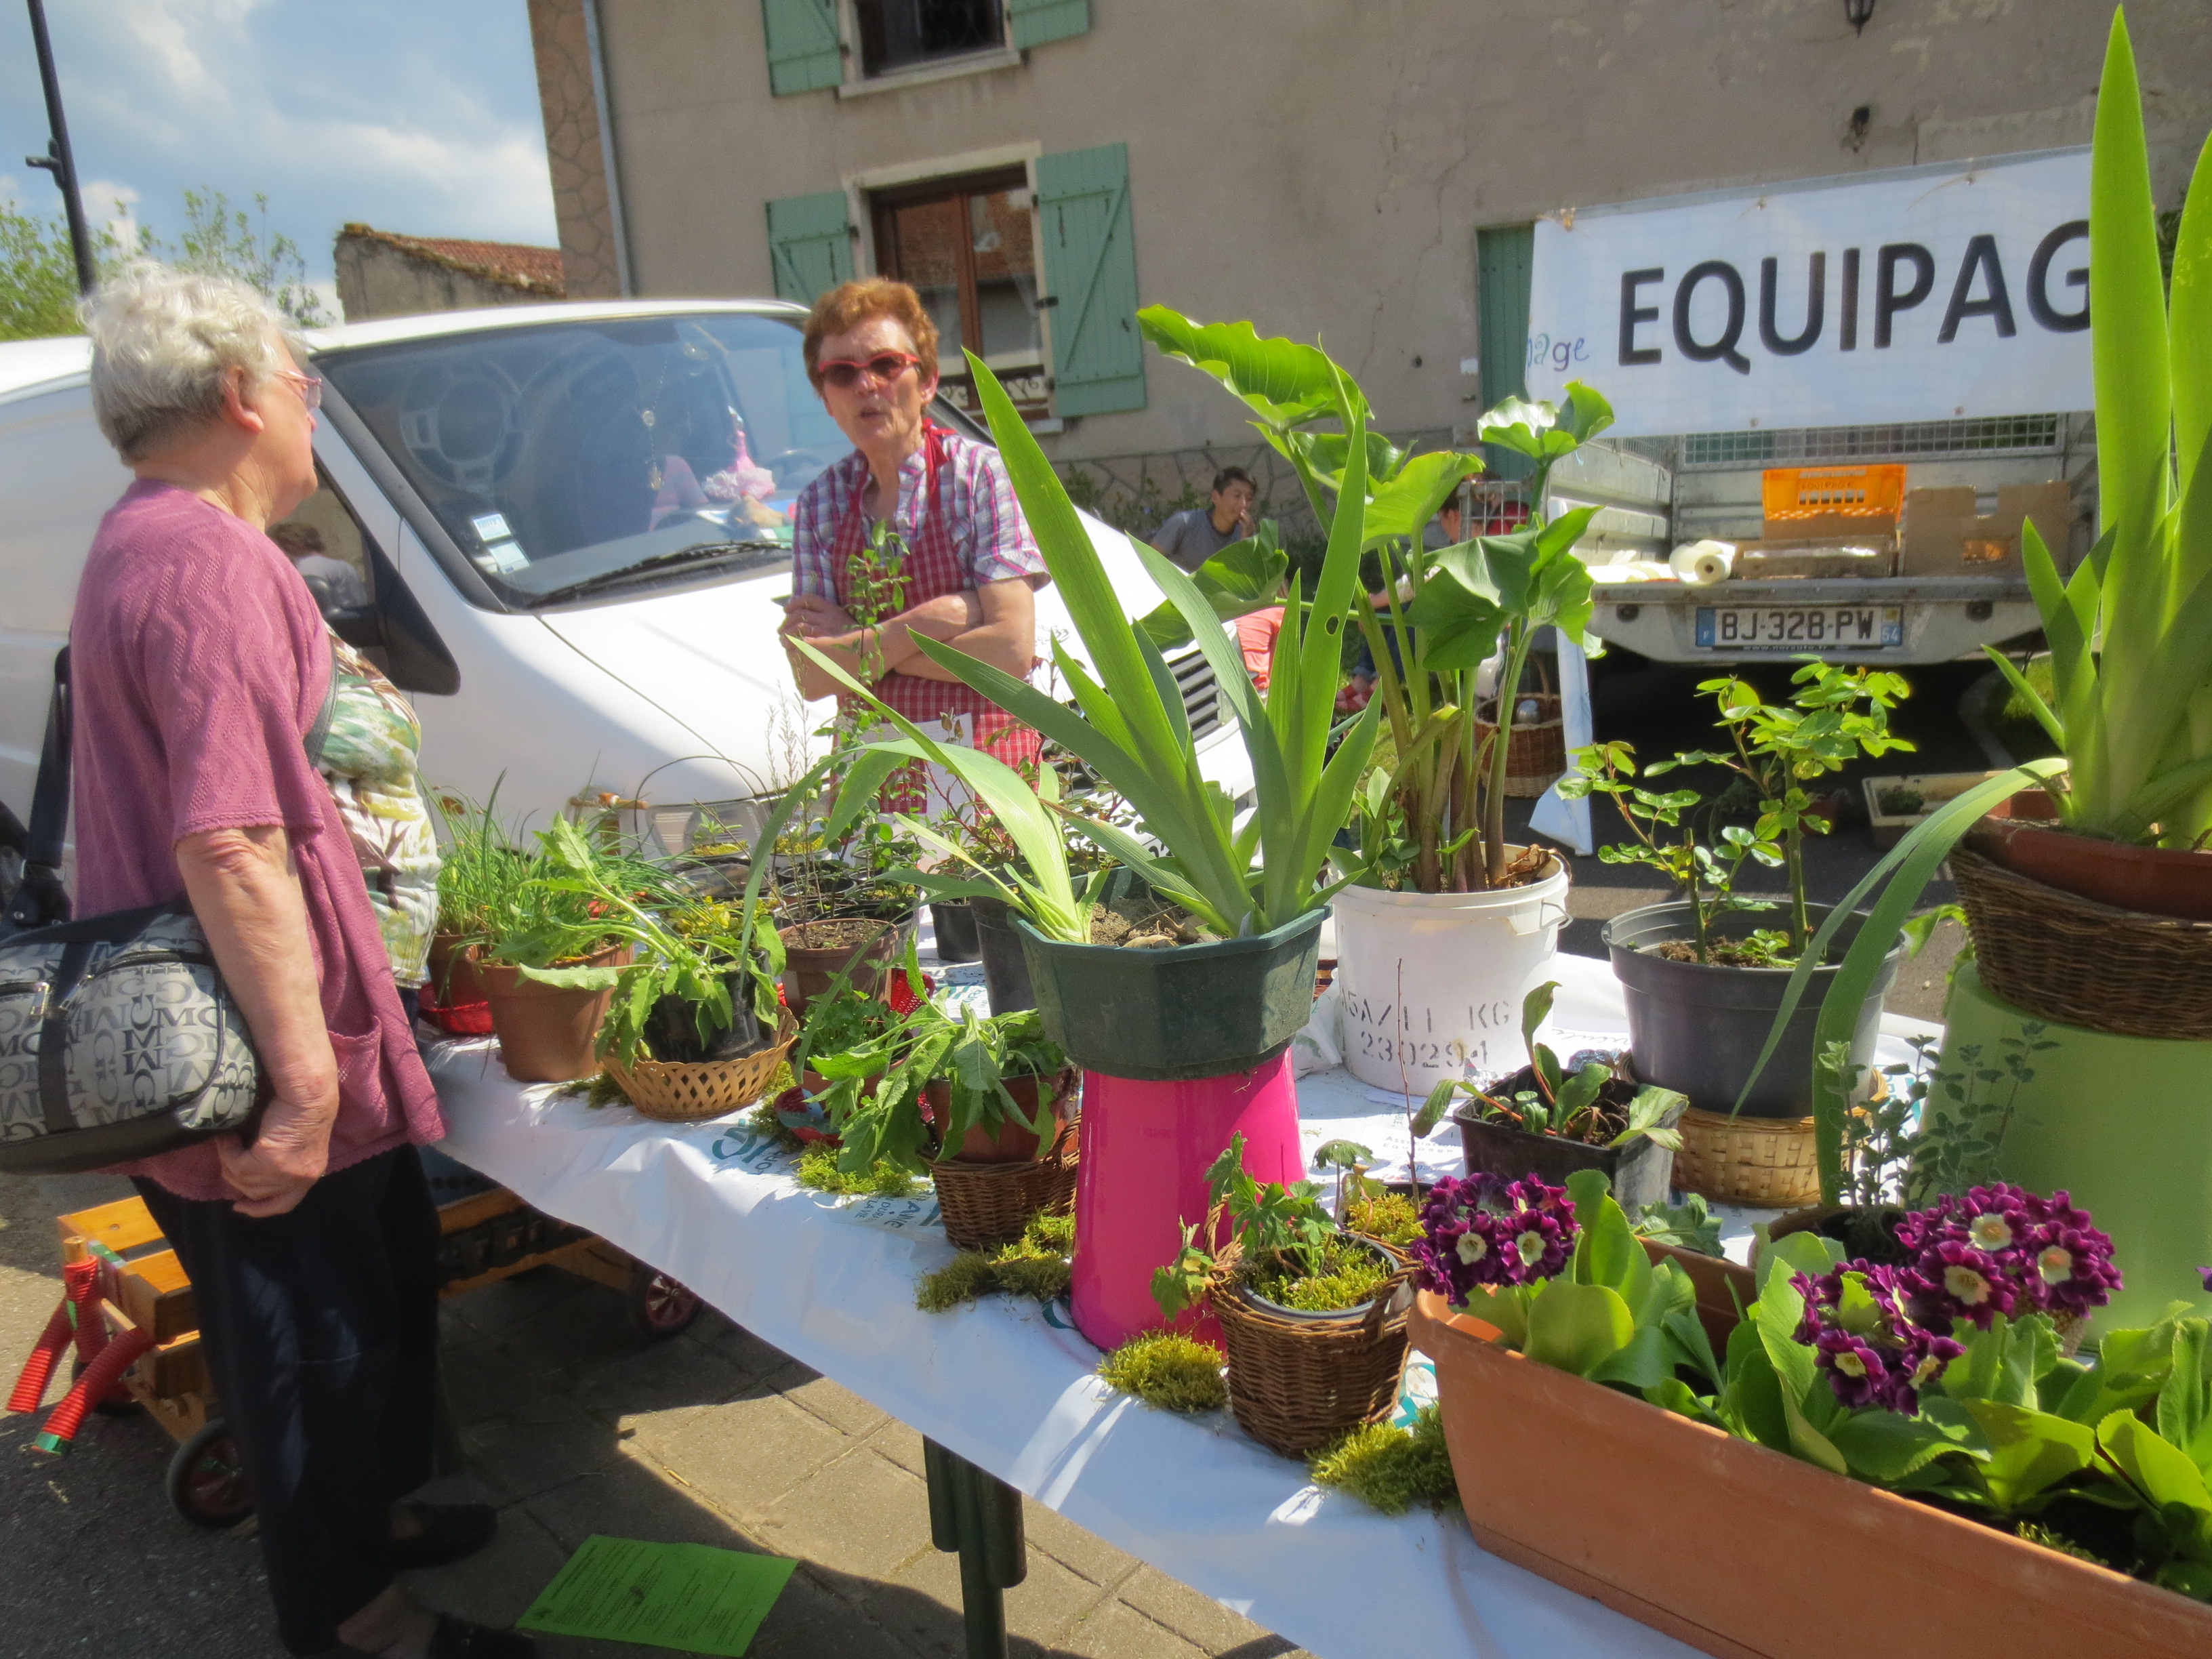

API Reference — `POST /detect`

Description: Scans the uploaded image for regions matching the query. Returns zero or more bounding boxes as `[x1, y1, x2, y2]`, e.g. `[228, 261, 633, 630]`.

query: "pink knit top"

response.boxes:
[69, 480, 443, 1200]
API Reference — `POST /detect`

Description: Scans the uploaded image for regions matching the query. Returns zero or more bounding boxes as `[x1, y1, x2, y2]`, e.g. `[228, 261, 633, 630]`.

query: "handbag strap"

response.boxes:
[6, 634, 340, 932]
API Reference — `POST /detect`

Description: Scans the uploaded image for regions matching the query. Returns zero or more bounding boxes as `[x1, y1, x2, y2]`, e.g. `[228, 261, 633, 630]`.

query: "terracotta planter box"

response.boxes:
[1411, 1291, 2212, 1659]
[1639, 1240, 1755, 1357]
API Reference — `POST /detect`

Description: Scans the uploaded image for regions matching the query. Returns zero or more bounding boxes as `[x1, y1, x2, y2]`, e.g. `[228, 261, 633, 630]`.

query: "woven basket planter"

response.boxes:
[1475, 694, 1566, 798]
[1207, 1240, 1414, 1457]
[932, 1121, 1080, 1251]
[1672, 1107, 1822, 1209]
[607, 1013, 798, 1123]
[1951, 844, 2212, 1039]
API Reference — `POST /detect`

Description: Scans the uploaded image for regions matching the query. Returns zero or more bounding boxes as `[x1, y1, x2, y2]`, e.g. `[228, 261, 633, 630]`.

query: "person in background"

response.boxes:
[269, 519, 367, 613]
[1422, 487, 1467, 552]
[779, 278, 1048, 789]
[1151, 466, 1258, 573]
[71, 264, 516, 1659]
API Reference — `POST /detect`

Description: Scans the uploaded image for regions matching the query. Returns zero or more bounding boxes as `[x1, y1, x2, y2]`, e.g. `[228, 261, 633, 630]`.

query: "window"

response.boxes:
[871, 168, 1048, 415]
[854, 0, 1002, 77]
[321, 312, 851, 611]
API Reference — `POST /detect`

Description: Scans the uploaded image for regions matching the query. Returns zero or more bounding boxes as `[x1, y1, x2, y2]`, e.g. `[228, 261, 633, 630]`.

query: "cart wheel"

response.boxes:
[166, 1418, 255, 1530]
[626, 1262, 701, 1340]
[70, 1354, 142, 1418]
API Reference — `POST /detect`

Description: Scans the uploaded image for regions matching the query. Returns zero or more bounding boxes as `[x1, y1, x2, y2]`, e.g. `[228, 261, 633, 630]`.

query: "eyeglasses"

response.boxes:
[274, 367, 323, 412]
[815, 352, 921, 391]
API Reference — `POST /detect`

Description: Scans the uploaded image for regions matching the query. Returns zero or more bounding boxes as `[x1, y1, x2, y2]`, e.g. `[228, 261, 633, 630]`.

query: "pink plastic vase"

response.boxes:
[1068, 1054, 1307, 1352]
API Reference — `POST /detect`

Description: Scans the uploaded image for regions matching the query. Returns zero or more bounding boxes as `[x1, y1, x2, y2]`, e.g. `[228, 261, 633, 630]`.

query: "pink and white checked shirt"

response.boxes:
[790, 429, 1044, 603]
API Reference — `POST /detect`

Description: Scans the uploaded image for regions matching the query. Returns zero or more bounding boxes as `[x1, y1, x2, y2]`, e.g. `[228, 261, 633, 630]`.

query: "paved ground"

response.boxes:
[1, 1169, 1306, 1659]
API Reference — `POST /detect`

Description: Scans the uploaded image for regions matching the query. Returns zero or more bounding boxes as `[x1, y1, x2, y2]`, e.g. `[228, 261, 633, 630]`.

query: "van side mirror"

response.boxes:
[338, 535, 461, 695]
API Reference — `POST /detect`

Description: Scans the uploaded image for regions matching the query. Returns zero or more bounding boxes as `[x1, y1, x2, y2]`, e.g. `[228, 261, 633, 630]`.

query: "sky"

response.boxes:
[1, 0, 558, 318]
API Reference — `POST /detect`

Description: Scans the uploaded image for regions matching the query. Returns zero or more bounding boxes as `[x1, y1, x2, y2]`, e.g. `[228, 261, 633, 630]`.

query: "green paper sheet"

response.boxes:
[517, 1534, 796, 1656]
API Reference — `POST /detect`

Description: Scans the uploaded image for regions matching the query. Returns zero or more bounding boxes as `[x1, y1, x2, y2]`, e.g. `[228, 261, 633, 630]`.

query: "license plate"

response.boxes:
[1694, 606, 1904, 650]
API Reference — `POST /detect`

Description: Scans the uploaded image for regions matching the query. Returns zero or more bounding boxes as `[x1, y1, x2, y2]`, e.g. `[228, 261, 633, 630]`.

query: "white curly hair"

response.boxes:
[82, 261, 306, 462]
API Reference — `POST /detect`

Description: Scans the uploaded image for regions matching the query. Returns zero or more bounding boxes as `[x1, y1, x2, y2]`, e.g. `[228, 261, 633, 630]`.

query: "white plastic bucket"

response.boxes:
[1330, 852, 1571, 1095]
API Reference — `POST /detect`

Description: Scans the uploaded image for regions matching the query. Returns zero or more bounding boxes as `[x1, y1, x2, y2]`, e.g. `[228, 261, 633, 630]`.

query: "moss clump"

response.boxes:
[1248, 1235, 1390, 1312]
[915, 1212, 1074, 1311]
[1345, 1191, 1422, 1248]
[2015, 1521, 2110, 1568]
[797, 1146, 918, 1197]
[1098, 1332, 1228, 1413]
[1309, 1405, 1458, 1515]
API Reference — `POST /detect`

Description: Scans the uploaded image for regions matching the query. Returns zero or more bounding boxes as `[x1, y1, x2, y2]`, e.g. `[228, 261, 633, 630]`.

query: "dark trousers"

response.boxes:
[136, 1145, 441, 1656]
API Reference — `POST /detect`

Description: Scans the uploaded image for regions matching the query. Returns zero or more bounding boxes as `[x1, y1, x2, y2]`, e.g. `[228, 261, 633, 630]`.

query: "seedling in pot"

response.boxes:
[1151, 1134, 1389, 1318]
[1561, 661, 1913, 966]
[1421, 981, 1684, 1152]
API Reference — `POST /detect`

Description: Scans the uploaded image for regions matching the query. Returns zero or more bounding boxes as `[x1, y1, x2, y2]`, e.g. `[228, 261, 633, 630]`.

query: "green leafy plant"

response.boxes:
[431, 787, 527, 945]
[1825, 1023, 2053, 1212]
[1561, 661, 1912, 965]
[1631, 1194, 1725, 1258]
[478, 817, 688, 985]
[1150, 1134, 1378, 1319]
[1420, 981, 1685, 1151]
[1776, 10, 2212, 1203]
[889, 347, 1384, 940]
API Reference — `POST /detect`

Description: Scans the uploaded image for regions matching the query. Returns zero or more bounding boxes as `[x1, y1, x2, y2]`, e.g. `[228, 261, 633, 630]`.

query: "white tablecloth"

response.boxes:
[430, 949, 1931, 1659]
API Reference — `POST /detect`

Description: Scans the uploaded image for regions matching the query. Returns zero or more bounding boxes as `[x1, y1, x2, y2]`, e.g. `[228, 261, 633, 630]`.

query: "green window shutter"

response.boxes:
[1036, 143, 1145, 418]
[766, 191, 853, 305]
[1006, 0, 1090, 49]
[760, 0, 842, 96]
[1475, 224, 1536, 481]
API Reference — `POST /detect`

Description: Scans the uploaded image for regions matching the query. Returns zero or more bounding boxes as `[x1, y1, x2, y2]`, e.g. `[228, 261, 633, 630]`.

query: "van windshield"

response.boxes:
[317, 312, 851, 608]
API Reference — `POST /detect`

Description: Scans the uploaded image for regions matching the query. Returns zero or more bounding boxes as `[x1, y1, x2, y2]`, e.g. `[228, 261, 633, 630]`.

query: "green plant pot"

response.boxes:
[1937, 960, 2212, 1336]
[1012, 905, 1325, 1082]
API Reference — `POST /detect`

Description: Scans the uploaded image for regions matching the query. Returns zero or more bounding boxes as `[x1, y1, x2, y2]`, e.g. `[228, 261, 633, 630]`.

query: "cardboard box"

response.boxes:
[1900, 483, 2073, 577]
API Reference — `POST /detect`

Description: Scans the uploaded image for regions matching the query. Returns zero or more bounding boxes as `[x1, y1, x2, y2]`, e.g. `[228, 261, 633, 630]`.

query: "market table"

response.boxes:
[429, 950, 1930, 1659]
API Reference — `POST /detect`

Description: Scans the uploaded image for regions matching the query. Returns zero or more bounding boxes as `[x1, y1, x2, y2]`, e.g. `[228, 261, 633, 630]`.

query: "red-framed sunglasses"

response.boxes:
[816, 351, 922, 390]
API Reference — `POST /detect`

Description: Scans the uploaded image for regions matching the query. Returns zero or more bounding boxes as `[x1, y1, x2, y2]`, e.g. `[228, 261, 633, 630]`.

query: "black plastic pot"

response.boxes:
[1603, 901, 1905, 1121]
[643, 974, 767, 1063]
[930, 901, 980, 964]
[970, 893, 1036, 1015]
[1014, 898, 1325, 1082]
[1451, 1067, 1684, 1211]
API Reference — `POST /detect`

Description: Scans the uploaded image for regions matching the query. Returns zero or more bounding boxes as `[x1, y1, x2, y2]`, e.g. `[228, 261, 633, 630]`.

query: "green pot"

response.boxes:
[1937, 960, 2212, 1335]
[1012, 900, 1324, 1082]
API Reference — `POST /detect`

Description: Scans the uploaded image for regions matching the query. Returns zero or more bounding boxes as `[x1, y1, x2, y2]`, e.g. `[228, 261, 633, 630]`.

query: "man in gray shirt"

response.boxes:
[1151, 466, 1258, 572]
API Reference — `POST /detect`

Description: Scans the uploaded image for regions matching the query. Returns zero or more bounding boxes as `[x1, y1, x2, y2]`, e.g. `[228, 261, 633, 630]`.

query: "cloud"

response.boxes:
[0, 0, 558, 285]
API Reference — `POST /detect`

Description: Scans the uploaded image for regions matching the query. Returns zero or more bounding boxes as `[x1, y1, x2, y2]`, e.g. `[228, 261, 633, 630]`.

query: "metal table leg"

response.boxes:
[923, 1437, 1027, 1659]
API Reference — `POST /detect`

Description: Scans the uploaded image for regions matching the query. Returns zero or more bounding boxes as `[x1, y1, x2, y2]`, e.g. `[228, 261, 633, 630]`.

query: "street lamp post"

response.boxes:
[23, 0, 96, 294]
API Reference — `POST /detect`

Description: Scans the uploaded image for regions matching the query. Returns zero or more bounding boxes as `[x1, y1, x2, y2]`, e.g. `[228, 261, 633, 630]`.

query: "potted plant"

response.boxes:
[770, 800, 922, 1014]
[1559, 661, 1914, 1204]
[426, 790, 522, 1031]
[1771, 17, 2212, 1305]
[1141, 308, 1602, 1097]
[1422, 981, 1687, 1210]
[1149, 1133, 1412, 1457]
[1409, 1158, 2212, 1658]
[470, 818, 676, 1082]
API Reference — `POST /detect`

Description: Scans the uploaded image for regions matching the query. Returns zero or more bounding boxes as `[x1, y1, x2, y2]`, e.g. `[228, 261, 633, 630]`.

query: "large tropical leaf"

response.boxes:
[1136, 306, 1355, 426]
[1476, 382, 1616, 464]
[1137, 524, 1289, 649]
[1361, 449, 1488, 548]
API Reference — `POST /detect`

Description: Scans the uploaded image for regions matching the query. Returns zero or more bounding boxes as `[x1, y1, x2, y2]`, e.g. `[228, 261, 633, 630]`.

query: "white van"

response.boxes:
[0, 300, 1250, 859]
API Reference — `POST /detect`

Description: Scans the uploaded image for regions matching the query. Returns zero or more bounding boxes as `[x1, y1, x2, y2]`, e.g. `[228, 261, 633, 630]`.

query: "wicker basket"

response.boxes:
[1951, 843, 2212, 1039]
[607, 1013, 799, 1123]
[1207, 1242, 1414, 1457]
[1672, 1107, 1822, 1209]
[1475, 695, 1567, 798]
[931, 1121, 1080, 1251]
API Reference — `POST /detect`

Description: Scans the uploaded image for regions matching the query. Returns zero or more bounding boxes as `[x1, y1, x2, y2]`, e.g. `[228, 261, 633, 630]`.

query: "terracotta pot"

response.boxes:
[1978, 818, 2212, 922]
[426, 933, 487, 1005]
[475, 943, 629, 1084]
[779, 916, 909, 1014]
[922, 1068, 1075, 1164]
[1411, 1290, 2212, 1659]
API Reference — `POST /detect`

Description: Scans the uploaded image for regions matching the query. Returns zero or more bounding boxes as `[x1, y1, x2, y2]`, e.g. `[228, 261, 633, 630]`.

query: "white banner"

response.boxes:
[1524, 150, 2091, 438]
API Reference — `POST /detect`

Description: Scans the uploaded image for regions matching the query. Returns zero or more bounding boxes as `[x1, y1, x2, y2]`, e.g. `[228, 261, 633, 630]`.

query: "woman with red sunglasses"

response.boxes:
[779, 279, 1047, 793]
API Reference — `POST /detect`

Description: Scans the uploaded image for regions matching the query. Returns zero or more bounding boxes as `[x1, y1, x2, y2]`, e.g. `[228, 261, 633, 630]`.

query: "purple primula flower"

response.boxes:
[1414, 1172, 1578, 1304]
[2200, 1266, 2212, 1294]
[1793, 1263, 1963, 1416]
[1894, 1183, 2120, 1326]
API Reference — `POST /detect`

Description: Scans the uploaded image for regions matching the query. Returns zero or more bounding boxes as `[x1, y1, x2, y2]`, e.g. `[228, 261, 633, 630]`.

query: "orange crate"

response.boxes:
[1762, 464, 1906, 524]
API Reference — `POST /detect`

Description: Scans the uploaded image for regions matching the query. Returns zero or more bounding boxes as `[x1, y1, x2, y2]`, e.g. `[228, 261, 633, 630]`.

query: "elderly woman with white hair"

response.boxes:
[70, 264, 526, 1659]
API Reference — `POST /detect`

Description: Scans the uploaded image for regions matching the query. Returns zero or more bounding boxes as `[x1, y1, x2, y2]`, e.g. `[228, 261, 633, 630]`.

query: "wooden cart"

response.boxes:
[51, 1185, 700, 1527]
